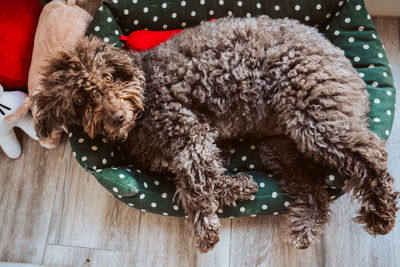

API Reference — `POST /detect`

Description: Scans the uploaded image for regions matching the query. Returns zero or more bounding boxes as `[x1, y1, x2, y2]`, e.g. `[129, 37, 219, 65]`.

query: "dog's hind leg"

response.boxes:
[257, 136, 331, 248]
[275, 84, 399, 236]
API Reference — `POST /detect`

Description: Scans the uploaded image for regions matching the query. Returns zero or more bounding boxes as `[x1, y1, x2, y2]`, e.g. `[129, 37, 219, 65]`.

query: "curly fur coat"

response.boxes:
[31, 16, 398, 253]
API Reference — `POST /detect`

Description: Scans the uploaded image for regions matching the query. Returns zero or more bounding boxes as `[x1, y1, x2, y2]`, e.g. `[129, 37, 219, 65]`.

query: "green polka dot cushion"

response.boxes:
[68, 0, 396, 217]
[69, 124, 345, 217]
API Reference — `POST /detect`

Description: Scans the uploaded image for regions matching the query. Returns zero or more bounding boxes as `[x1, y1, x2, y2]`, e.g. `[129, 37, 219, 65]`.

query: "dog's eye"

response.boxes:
[104, 75, 113, 83]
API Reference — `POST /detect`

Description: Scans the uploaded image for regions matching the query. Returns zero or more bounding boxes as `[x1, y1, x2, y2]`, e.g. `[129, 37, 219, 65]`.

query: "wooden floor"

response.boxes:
[1, 18, 399, 267]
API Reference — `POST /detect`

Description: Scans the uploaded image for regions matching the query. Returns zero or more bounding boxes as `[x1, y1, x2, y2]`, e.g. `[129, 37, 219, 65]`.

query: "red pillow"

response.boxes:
[120, 19, 214, 51]
[121, 29, 183, 51]
[0, 0, 42, 88]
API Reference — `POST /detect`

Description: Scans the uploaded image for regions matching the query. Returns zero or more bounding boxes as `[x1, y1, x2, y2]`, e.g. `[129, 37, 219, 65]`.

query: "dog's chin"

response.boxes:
[100, 131, 128, 143]
[114, 133, 129, 143]
[102, 122, 134, 143]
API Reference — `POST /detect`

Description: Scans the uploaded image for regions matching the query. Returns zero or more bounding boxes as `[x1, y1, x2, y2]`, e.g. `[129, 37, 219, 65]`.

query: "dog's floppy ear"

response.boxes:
[30, 51, 80, 139]
[31, 89, 68, 139]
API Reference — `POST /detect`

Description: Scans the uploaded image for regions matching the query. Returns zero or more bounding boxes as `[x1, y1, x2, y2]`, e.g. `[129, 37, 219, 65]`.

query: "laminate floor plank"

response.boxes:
[134, 213, 230, 267]
[229, 216, 324, 267]
[42, 245, 135, 267]
[0, 136, 69, 264]
[46, 153, 141, 251]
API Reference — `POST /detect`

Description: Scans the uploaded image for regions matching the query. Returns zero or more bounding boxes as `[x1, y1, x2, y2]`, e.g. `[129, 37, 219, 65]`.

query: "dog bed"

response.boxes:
[66, 0, 396, 217]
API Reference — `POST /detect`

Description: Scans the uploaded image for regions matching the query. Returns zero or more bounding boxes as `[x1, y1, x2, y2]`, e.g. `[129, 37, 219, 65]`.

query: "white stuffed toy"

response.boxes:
[0, 84, 38, 158]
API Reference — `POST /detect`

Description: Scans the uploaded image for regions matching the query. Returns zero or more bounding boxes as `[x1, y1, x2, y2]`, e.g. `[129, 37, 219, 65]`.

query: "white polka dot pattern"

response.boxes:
[323, 0, 395, 141]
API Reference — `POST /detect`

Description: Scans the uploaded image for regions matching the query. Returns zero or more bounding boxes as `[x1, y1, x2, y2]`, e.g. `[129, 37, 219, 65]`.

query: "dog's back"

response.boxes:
[131, 16, 368, 140]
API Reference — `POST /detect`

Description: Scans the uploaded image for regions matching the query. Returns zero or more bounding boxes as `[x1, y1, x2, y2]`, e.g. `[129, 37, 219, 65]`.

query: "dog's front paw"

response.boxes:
[286, 204, 321, 249]
[235, 173, 259, 200]
[287, 230, 314, 249]
[287, 221, 318, 249]
[192, 213, 220, 253]
[218, 173, 258, 207]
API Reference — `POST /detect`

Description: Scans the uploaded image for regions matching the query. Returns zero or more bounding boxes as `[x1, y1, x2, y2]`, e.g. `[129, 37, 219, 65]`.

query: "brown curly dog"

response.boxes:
[31, 16, 398, 253]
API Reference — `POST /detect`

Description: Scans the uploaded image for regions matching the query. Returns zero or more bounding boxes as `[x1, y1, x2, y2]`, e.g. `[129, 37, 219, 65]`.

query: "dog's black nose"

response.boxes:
[108, 110, 126, 126]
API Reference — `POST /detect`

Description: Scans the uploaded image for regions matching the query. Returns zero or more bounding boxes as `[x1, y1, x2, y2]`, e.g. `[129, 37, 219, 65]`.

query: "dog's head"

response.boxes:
[31, 36, 145, 141]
